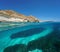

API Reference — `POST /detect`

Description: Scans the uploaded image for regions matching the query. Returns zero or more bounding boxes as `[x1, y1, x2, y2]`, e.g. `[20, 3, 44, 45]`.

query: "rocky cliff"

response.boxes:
[0, 10, 40, 22]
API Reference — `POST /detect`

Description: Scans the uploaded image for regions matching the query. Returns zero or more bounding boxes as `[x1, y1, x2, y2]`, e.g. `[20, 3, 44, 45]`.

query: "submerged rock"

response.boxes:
[3, 44, 27, 52]
[10, 27, 44, 39]
[27, 28, 60, 52]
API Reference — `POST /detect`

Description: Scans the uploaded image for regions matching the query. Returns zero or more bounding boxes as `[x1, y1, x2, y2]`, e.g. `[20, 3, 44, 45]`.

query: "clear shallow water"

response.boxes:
[0, 22, 60, 52]
[0, 22, 25, 31]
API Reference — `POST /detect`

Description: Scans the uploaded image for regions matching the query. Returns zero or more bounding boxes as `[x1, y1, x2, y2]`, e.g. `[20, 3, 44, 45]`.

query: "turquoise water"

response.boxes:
[0, 22, 60, 52]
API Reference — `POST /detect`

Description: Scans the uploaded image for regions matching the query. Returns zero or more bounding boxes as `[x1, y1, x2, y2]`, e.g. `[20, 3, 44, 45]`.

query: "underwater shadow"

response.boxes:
[10, 27, 44, 39]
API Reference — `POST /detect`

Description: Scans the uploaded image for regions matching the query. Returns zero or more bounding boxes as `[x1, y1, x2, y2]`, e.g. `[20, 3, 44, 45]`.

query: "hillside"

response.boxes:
[0, 10, 40, 22]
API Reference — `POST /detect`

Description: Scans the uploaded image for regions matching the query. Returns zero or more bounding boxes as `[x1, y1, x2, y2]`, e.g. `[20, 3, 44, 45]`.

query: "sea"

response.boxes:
[0, 22, 60, 52]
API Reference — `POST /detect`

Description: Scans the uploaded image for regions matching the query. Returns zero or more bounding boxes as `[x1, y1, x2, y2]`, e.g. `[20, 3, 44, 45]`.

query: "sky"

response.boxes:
[0, 0, 60, 21]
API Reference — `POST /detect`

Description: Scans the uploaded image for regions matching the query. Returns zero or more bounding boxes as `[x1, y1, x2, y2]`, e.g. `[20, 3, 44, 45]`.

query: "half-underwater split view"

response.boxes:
[0, 0, 60, 52]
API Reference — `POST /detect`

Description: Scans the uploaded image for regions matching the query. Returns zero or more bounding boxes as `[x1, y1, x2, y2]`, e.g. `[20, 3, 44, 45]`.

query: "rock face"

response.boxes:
[0, 10, 40, 22]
